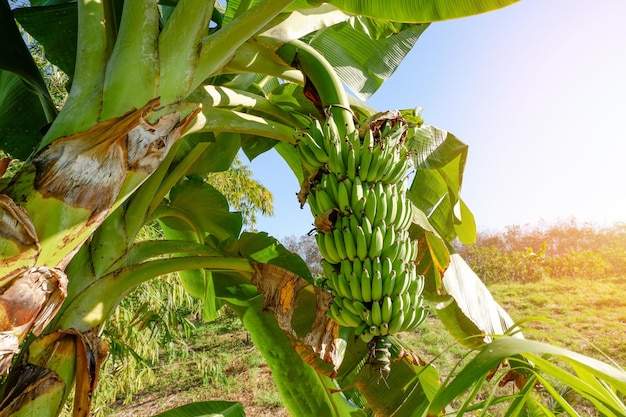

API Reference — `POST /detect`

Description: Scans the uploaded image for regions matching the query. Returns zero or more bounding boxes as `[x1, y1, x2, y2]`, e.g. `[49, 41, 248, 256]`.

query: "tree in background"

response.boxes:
[282, 234, 323, 277]
[207, 157, 273, 231]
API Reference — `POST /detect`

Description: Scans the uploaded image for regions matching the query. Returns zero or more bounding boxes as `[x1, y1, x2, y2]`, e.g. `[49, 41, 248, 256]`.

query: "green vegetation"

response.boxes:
[3, 0, 625, 415]
[100, 221, 626, 416]
[100, 271, 626, 416]
[457, 219, 626, 284]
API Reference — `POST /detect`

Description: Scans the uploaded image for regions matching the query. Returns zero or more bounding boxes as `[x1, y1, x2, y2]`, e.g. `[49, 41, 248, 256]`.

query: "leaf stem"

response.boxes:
[57, 256, 253, 331]
[277, 40, 355, 136]
[191, 0, 294, 93]
[40, 0, 108, 147]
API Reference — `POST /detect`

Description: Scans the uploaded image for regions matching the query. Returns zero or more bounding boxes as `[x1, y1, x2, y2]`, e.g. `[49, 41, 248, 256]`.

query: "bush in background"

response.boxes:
[455, 219, 626, 284]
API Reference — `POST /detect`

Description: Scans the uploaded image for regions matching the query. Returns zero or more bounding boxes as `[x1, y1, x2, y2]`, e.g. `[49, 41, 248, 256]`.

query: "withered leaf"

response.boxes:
[251, 263, 344, 376]
[0, 195, 39, 286]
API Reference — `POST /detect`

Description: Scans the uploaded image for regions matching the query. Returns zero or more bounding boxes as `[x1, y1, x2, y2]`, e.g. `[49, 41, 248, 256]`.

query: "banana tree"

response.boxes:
[1, 0, 626, 416]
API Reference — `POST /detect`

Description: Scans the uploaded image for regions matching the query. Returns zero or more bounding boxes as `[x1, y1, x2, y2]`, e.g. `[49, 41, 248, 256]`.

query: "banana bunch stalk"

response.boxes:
[296, 113, 428, 376]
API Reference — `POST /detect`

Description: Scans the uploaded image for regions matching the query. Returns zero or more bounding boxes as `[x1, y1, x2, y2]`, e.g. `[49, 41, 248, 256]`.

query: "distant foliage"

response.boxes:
[281, 234, 323, 277]
[207, 157, 273, 230]
[455, 219, 626, 284]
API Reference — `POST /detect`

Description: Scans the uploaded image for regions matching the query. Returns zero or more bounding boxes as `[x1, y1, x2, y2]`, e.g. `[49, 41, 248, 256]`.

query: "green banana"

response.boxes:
[335, 272, 353, 299]
[323, 174, 339, 206]
[371, 269, 383, 301]
[391, 293, 403, 319]
[355, 321, 369, 340]
[359, 130, 374, 179]
[348, 130, 360, 171]
[352, 300, 369, 322]
[342, 226, 357, 261]
[337, 180, 351, 214]
[321, 259, 336, 281]
[380, 239, 399, 262]
[315, 232, 328, 261]
[360, 266, 372, 302]
[373, 183, 387, 224]
[381, 269, 396, 297]
[384, 184, 398, 226]
[307, 191, 320, 217]
[327, 270, 340, 294]
[348, 213, 360, 237]
[340, 258, 353, 277]
[354, 201, 364, 223]
[391, 269, 411, 298]
[338, 305, 362, 328]
[305, 132, 330, 165]
[346, 146, 357, 179]
[315, 188, 336, 214]
[388, 308, 405, 334]
[375, 144, 395, 181]
[328, 302, 343, 324]
[368, 225, 384, 258]
[401, 307, 417, 332]
[371, 300, 383, 326]
[381, 256, 393, 277]
[365, 144, 383, 182]
[352, 257, 363, 277]
[354, 225, 368, 261]
[322, 231, 341, 264]
[348, 271, 362, 301]
[363, 190, 377, 222]
[382, 221, 395, 251]
[381, 296, 393, 324]
[379, 322, 390, 336]
[333, 228, 347, 260]
[297, 140, 321, 173]
[351, 176, 364, 209]
[310, 119, 333, 156]
[341, 296, 360, 317]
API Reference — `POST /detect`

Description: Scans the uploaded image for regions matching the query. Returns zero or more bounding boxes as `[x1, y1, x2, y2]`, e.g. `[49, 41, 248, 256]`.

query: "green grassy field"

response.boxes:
[106, 274, 626, 416]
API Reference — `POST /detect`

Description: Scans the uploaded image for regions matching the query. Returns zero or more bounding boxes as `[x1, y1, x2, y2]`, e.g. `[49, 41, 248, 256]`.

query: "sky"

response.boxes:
[249, 0, 626, 240]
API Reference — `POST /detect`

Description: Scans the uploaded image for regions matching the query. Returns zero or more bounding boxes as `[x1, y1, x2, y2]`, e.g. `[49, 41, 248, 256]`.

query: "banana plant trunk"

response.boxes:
[0, 102, 199, 417]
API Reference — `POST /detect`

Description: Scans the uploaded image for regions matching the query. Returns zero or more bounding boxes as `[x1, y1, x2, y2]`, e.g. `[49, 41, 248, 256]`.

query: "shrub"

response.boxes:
[463, 245, 547, 284]
[544, 249, 610, 279]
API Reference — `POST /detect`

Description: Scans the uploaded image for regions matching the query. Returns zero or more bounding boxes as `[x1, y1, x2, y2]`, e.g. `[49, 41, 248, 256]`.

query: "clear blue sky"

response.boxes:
[250, 0, 626, 240]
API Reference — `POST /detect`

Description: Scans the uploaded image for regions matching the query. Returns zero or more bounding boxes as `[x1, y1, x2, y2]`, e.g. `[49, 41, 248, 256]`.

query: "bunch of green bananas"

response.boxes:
[296, 114, 428, 374]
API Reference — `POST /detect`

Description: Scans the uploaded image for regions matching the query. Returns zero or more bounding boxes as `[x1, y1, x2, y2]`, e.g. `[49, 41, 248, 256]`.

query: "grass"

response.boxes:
[489, 274, 626, 368]
[106, 274, 626, 416]
[102, 309, 289, 417]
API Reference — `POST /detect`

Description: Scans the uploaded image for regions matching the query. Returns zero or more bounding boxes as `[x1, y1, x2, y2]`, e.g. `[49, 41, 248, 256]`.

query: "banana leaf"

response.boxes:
[152, 401, 245, 417]
[406, 123, 475, 244]
[0, 0, 57, 159]
[327, 0, 519, 22]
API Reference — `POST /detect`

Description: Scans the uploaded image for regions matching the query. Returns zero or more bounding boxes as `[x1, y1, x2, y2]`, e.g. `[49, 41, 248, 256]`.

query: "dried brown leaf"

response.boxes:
[0, 195, 40, 286]
[251, 263, 344, 375]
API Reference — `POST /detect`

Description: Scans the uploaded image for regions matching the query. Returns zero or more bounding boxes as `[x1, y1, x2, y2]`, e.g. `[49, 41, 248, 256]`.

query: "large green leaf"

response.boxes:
[327, 0, 519, 23]
[160, 179, 243, 242]
[0, 70, 46, 159]
[0, 0, 57, 158]
[220, 292, 360, 417]
[354, 355, 440, 417]
[156, 179, 243, 321]
[438, 254, 518, 348]
[236, 232, 313, 282]
[174, 131, 241, 176]
[406, 124, 475, 243]
[152, 401, 245, 417]
[428, 337, 626, 416]
[12, 2, 78, 78]
[310, 21, 428, 100]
